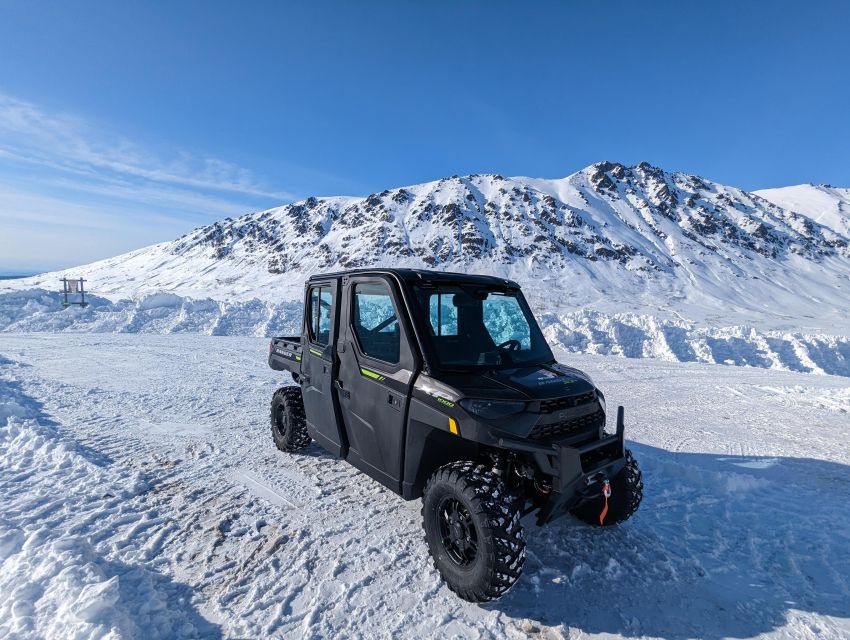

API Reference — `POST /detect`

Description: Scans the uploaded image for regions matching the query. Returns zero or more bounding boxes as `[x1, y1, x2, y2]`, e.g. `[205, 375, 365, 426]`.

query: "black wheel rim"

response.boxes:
[275, 405, 289, 437]
[437, 497, 478, 566]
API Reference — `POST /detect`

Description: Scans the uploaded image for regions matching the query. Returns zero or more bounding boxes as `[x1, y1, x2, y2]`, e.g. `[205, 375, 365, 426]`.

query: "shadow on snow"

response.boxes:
[0, 355, 223, 638]
[487, 442, 850, 639]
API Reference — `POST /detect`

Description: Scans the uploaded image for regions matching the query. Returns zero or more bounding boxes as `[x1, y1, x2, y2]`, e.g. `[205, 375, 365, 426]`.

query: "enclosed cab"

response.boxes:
[269, 269, 642, 601]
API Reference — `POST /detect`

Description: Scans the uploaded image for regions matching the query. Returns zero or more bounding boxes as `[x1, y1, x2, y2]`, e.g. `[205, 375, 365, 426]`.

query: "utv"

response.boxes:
[268, 269, 642, 602]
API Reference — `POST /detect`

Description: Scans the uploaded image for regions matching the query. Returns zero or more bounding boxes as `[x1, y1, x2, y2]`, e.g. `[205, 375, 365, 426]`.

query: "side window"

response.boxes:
[307, 285, 333, 346]
[428, 293, 458, 336]
[317, 289, 332, 344]
[353, 283, 400, 364]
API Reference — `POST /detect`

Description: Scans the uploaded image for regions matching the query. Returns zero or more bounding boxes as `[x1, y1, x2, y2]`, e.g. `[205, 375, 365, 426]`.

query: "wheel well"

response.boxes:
[402, 420, 481, 499]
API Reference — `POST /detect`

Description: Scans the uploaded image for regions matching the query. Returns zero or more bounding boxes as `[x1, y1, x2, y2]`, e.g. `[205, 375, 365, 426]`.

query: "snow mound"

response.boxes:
[0, 288, 301, 337]
[542, 309, 850, 377]
[0, 528, 206, 639]
[0, 361, 217, 639]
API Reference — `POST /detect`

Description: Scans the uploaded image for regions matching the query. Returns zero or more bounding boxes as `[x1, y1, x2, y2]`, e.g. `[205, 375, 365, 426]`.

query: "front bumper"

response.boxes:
[498, 406, 629, 525]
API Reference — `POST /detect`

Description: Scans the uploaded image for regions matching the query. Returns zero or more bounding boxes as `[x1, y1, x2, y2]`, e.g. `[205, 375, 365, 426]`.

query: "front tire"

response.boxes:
[422, 462, 526, 602]
[270, 386, 311, 452]
[571, 448, 643, 526]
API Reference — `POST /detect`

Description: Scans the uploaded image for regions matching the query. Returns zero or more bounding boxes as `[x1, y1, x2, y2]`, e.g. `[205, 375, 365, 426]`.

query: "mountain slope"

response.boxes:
[6, 162, 850, 333]
[754, 183, 850, 237]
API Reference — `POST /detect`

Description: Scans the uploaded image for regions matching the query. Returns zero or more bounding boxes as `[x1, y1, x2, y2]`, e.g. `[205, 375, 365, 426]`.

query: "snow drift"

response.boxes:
[2, 161, 849, 378]
[0, 359, 217, 639]
[2, 288, 848, 378]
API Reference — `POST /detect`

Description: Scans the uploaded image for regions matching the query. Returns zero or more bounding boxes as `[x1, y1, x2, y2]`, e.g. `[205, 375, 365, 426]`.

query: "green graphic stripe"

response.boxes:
[359, 367, 386, 382]
[295, 354, 302, 361]
[309, 347, 323, 357]
[436, 397, 455, 408]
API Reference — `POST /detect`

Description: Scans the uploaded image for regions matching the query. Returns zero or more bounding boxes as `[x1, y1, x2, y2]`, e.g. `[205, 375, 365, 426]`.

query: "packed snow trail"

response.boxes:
[0, 334, 848, 639]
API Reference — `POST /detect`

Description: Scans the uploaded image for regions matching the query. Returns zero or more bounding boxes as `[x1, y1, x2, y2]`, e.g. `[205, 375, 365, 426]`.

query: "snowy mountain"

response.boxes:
[8, 161, 850, 335]
[754, 183, 850, 238]
[3, 177, 849, 638]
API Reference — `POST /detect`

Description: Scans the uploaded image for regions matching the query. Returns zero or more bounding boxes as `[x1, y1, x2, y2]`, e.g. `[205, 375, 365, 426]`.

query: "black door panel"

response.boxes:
[336, 276, 418, 494]
[300, 280, 347, 457]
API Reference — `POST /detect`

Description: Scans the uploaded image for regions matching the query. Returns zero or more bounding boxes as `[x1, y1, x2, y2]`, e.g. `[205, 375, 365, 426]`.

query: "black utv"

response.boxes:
[268, 268, 642, 602]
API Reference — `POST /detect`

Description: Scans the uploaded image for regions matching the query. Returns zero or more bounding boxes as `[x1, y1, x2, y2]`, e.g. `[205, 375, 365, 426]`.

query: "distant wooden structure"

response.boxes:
[61, 277, 88, 308]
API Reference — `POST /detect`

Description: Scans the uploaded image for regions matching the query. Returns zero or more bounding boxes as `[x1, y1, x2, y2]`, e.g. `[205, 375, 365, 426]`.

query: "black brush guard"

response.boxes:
[499, 406, 628, 525]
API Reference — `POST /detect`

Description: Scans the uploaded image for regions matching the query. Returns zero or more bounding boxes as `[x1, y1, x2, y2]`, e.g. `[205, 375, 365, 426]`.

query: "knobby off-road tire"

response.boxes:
[270, 386, 311, 452]
[422, 461, 526, 602]
[572, 448, 643, 526]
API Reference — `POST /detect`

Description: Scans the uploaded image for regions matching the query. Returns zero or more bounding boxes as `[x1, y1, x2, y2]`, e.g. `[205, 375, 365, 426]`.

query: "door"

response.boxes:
[337, 276, 418, 493]
[300, 280, 347, 457]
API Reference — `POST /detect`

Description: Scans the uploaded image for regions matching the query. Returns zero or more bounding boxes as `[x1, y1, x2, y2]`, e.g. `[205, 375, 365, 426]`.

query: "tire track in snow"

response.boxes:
[3, 334, 849, 639]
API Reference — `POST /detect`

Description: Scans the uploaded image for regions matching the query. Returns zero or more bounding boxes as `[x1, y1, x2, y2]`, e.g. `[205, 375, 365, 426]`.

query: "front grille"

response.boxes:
[529, 408, 605, 441]
[540, 392, 596, 414]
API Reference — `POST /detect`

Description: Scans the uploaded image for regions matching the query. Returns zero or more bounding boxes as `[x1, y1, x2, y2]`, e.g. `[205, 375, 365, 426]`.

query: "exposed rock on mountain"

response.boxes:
[7, 162, 850, 333]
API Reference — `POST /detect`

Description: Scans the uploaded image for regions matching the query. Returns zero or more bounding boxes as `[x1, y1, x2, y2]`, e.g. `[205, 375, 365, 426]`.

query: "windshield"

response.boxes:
[412, 284, 554, 368]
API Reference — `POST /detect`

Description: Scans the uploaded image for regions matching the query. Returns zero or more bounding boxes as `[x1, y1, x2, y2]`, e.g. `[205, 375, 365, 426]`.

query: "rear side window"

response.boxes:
[428, 293, 458, 336]
[307, 285, 333, 346]
[353, 283, 400, 364]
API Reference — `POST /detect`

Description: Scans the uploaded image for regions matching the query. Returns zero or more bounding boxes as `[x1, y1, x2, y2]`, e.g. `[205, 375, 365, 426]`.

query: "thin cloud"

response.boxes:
[0, 181, 248, 230]
[0, 93, 294, 200]
[0, 92, 298, 271]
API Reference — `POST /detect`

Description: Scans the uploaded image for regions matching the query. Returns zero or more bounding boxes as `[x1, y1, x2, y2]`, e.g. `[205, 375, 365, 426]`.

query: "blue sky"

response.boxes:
[1, 1, 849, 274]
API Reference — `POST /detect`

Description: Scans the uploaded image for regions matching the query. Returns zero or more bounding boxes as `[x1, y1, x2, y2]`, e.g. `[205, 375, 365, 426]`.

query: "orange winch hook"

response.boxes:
[599, 479, 611, 525]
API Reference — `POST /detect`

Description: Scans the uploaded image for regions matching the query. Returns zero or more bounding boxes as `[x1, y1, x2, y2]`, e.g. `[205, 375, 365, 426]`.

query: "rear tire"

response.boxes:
[571, 448, 643, 526]
[422, 461, 525, 602]
[270, 386, 311, 452]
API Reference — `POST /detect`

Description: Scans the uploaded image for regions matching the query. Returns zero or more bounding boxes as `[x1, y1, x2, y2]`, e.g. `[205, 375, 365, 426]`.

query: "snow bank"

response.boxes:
[1, 288, 848, 377]
[541, 309, 850, 377]
[0, 361, 216, 639]
[0, 288, 301, 337]
[0, 526, 204, 639]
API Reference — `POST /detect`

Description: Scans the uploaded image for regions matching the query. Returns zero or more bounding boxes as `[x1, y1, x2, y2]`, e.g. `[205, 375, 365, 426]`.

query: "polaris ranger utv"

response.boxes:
[268, 268, 642, 602]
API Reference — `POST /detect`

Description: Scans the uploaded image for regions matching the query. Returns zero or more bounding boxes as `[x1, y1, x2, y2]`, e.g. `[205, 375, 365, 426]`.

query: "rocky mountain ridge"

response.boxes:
[173, 161, 848, 275]
[6, 161, 850, 333]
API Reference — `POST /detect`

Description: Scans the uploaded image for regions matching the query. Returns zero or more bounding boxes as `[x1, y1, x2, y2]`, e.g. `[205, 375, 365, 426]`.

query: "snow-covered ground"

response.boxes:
[1, 333, 848, 639]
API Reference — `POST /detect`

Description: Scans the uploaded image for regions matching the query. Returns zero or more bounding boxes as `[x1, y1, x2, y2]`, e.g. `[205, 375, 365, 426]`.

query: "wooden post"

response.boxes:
[60, 277, 88, 308]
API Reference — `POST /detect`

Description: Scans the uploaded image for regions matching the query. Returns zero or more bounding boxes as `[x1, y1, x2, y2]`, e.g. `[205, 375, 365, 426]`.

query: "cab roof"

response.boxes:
[307, 268, 520, 289]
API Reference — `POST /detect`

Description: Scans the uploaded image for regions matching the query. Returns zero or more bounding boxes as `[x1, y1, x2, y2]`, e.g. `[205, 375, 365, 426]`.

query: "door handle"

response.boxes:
[335, 379, 350, 399]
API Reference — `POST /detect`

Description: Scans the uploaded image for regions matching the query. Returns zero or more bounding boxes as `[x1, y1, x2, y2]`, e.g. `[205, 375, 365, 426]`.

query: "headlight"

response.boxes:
[596, 389, 606, 412]
[459, 398, 526, 420]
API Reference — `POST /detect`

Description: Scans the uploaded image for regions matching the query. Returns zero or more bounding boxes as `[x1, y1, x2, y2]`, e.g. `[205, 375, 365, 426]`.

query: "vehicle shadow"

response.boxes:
[485, 442, 850, 639]
[299, 441, 340, 460]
